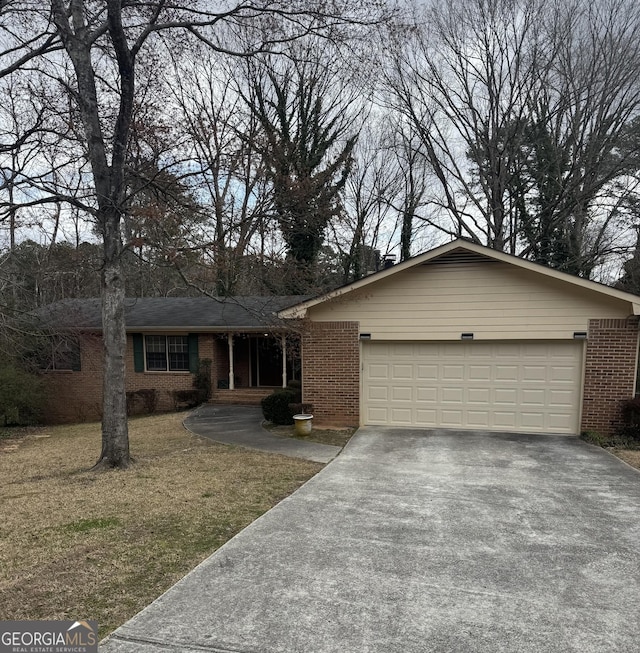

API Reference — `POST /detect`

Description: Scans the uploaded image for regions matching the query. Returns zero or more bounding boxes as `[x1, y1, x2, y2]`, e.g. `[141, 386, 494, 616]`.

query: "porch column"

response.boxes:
[228, 333, 235, 390]
[281, 334, 287, 388]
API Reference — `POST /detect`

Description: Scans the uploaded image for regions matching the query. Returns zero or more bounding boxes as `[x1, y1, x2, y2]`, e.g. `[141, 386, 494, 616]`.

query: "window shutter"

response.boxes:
[188, 333, 199, 373]
[69, 337, 82, 371]
[71, 351, 81, 372]
[133, 333, 144, 373]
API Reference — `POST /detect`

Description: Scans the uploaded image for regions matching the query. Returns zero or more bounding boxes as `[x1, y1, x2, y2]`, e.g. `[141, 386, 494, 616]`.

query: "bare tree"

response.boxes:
[338, 122, 398, 281]
[514, 0, 640, 276]
[0, 1, 391, 469]
[167, 49, 272, 296]
[386, 0, 545, 251]
[385, 0, 640, 276]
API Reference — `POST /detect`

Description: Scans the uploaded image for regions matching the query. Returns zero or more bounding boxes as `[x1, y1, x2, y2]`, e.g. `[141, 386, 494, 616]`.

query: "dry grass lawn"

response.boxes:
[612, 448, 640, 470]
[0, 413, 322, 638]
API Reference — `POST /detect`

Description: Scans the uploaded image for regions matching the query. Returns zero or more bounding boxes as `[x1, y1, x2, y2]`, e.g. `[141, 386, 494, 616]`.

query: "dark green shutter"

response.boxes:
[133, 333, 144, 372]
[70, 337, 81, 371]
[188, 333, 199, 373]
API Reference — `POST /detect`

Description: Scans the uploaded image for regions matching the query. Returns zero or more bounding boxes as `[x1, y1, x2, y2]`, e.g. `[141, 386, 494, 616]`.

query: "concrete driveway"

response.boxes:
[101, 428, 640, 653]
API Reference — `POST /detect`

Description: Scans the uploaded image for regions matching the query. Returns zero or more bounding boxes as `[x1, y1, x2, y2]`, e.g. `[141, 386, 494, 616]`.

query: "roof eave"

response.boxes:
[123, 325, 293, 333]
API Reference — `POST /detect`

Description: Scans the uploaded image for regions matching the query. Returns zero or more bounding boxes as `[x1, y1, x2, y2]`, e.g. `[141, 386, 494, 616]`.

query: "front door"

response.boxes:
[250, 337, 283, 387]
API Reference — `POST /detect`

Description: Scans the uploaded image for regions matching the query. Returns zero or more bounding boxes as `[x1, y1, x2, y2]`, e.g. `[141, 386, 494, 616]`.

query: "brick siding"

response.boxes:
[43, 332, 104, 423]
[301, 321, 360, 426]
[581, 318, 640, 436]
[43, 333, 215, 423]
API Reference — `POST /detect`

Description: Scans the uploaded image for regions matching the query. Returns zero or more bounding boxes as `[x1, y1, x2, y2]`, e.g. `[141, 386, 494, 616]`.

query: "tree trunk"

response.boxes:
[94, 210, 130, 469]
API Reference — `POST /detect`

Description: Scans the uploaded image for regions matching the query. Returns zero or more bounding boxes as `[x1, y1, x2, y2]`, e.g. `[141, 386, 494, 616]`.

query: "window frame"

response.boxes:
[143, 334, 191, 373]
[40, 335, 81, 372]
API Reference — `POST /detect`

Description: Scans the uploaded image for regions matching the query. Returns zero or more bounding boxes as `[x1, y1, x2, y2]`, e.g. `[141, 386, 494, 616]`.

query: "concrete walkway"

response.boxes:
[183, 404, 341, 464]
[100, 428, 640, 653]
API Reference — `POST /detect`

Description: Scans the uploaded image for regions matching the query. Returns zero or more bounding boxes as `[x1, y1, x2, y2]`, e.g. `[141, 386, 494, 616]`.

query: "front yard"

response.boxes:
[0, 414, 322, 639]
[2, 416, 637, 642]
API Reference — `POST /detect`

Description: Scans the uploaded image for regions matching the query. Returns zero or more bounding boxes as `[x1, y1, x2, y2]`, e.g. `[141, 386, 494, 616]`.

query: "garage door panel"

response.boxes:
[367, 407, 389, 422]
[415, 409, 437, 425]
[468, 365, 492, 381]
[547, 413, 574, 430]
[392, 386, 413, 401]
[522, 365, 547, 382]
[467, 411, 490, 427]
[391, 343, 414, 357]
[493, 411, 517, 428]
[362, 341, 582, 434]
[368, 385, 389, 401]
[495, 365, 519, 381]
[466, 346, 492, 360]
[417, 364, 438, 380]
[548, 389, 575, 406]
[390, 407, 413, 424]
[441, 409, 464, 426]
[494, 388, 517, 405]
[521, 343, 548, 357]
[417, 387, 437, 402]
[441, 344, 466, 357]
[367, 364, 389, 380]
[392, 364, 413, 380]
[550, 366, 576, 382]
[521, 412, 545, 429]
[442, 364, 465, 380]
[467, 388, 491, 404]
[496, 344, 521, 357]
[521, 389, 545, 406]
[442, 387, 464, 403]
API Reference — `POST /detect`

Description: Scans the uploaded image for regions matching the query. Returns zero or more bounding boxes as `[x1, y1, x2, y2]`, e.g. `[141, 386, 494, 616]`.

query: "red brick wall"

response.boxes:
[581, 318, 640, 436]
[43, 333, 215, 423]
[302, 321, 360, 426]
[43, 332, 104, 423]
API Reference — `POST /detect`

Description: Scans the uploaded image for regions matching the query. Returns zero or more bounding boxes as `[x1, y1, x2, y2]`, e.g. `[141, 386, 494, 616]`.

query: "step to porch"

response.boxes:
[209, 388, 276, 406]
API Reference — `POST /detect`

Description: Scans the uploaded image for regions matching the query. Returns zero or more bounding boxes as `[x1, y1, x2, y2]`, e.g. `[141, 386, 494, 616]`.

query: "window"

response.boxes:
[40, 336, 81, 371]
[145, 335, 190, 371]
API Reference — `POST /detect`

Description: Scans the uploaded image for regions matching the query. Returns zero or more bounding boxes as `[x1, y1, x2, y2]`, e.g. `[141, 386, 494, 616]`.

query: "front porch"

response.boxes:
[212, 333, 301, 405]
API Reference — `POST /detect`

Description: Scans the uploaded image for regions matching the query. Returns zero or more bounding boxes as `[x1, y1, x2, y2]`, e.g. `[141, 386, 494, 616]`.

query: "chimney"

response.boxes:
[383, 254, 396, 269]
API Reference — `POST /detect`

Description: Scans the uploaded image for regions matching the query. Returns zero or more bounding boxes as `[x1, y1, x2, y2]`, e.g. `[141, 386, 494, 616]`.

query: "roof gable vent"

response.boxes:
[423, 247, 498, 267]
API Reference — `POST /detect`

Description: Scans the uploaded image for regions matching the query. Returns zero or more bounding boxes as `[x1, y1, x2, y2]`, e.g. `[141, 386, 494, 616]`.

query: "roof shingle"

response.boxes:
[37, 296, 309, 331]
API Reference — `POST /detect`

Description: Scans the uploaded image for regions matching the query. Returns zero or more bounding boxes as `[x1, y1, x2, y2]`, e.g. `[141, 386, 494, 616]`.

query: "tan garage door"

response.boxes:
[362, 341, 583, 433]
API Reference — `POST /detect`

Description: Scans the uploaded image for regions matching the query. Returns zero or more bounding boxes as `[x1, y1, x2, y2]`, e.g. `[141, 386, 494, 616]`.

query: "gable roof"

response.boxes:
[38, 296, 309, 331]
[279, 239, 640, 318]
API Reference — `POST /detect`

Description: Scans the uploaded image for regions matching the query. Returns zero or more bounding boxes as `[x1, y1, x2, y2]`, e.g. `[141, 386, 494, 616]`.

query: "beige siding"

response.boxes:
[307, 261, 630, 340]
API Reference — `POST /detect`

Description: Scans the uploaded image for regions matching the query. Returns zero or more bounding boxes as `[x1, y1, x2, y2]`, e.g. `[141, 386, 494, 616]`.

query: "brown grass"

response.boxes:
[0, 414, 322, 638]
[611, 448, 640, 470]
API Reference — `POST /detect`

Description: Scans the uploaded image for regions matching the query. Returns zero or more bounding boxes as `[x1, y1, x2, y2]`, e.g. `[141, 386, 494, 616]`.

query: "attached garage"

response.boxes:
[280, 239, 640, 436]
[362, 340, 583, 433]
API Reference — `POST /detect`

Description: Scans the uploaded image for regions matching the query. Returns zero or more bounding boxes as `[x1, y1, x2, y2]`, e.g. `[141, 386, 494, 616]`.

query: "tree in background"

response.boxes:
[511, 1, 640, 277]
[385, 0, 640, 277]
[168, 49, 272, 296]
[245, 42, 360, 292]
[0, 0, 390, 469]
[386, 0, 544, 251]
